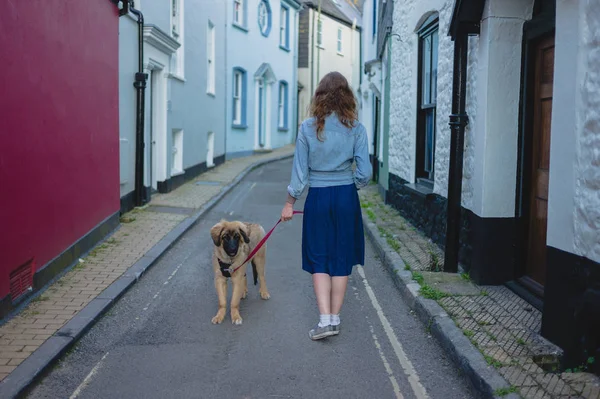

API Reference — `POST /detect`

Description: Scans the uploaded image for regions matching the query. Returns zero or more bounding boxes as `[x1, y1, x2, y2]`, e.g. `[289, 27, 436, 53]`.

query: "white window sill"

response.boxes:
[171, 169, 185, 177]
[317, 45, 325, 50]
[169, 73, 186, 82]
[207, 90, 216, 97]
[337, 52, 344, 57]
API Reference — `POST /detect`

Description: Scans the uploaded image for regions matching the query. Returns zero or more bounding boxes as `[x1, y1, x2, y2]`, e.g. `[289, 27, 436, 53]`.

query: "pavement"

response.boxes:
[19, 158, 475, 399]
[359, 185, 600, 399]
[0, 146, 295, 398]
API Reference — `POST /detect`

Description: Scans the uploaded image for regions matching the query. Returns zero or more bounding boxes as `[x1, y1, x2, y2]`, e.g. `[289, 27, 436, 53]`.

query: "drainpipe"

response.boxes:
[444, 31, 469, 273]
[316, 0, 322, 85]
[129, 3, 148, 207]
[310, 7, 315, 96]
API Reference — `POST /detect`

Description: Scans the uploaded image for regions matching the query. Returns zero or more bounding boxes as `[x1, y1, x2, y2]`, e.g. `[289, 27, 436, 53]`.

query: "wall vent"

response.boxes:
[10, 258, 34, 302]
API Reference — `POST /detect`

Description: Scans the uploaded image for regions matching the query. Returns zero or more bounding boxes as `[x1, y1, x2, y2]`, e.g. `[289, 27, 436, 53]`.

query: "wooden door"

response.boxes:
[526, 34, 554, 287]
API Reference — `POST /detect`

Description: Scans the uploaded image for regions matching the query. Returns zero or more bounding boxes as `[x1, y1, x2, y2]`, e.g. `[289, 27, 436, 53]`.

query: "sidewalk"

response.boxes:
[359, 184, 600, 399]
[0, 146, 294, 394]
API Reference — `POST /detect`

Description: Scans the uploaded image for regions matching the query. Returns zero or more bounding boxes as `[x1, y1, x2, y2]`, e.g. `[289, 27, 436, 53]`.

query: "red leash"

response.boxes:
[225, 211, 303, 275]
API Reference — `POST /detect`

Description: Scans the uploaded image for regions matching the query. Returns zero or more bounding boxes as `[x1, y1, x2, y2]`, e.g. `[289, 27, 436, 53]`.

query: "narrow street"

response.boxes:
[26, 160, 474, 399]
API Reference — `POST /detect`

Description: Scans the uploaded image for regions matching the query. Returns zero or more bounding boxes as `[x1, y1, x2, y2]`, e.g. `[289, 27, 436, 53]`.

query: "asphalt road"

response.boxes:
[26, 159, 475, 399]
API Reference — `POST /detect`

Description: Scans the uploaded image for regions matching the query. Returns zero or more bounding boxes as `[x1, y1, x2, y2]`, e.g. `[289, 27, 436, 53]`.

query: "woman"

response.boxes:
[281, 72, 371, 341]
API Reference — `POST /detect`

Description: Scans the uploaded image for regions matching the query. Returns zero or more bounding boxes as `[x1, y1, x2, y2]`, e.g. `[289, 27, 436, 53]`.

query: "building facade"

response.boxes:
[119, 0, 228, 211]
[359, 0, 393, 197]
[0, 1, 121, 318]
[297, 0, 362, 124]
[387, 0, 600, 368]
[225, 0, 301, 158]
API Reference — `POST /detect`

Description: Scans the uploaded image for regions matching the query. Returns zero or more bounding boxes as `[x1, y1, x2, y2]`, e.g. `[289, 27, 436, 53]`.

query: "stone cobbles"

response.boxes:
[359, 184, 600, 399]
[0, 146, 294, 382]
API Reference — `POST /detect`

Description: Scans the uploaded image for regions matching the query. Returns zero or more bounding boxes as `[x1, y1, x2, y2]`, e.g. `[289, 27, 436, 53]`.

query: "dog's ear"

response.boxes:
[238, 225, 250, 244]
[210, 223, 224, 246]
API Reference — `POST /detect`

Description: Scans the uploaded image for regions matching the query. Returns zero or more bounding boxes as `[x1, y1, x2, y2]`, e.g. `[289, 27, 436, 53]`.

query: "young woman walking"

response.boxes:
[281, 71, 372, 340]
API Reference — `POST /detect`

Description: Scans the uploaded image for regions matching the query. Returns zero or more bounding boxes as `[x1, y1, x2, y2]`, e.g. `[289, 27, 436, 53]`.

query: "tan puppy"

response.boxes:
[210, 220, 270, 325]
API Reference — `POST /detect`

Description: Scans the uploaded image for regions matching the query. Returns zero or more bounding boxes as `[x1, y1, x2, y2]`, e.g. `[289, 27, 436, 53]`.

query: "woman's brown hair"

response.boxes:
[309, 71, 357, 141]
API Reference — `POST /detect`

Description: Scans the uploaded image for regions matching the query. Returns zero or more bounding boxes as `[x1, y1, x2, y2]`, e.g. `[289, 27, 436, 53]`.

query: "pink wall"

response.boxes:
[0, 1, 120, 299]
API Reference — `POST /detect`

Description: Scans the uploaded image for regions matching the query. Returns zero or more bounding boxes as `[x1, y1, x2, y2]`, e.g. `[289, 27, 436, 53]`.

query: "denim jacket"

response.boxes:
[287, 114, 372, 199]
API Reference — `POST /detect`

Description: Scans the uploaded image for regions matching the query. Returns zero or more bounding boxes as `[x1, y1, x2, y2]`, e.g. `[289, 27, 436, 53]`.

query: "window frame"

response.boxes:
[415, 15, 439, 184]
[317, 18, 323, 47]
[337, 27, 343, 54]
[232, 68, 247, 128]
[258, 0, 272, 37]
[233, 0, 247, 30]
[278, 81, 289, 130]
[279, 5, 290, 51]
[171, 0, 185, 78]
[207, 21, 216, 95]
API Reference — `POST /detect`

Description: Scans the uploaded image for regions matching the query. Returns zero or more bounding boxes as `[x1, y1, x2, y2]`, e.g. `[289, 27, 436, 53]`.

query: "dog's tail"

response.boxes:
[251, 261, 258, 286]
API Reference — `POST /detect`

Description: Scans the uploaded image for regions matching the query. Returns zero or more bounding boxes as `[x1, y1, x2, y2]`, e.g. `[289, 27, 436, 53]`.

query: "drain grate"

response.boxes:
[10, 258, 34, 302]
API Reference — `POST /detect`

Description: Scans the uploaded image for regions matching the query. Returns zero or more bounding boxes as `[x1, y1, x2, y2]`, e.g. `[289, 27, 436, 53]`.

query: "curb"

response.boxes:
[0, 153, 294, 399]
[362, 218, 520, 399]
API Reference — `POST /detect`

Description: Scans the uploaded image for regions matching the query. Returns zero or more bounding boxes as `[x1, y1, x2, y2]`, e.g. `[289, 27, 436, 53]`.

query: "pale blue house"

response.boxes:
[118, 0, 227, 211]
[225, 0, 301, 158]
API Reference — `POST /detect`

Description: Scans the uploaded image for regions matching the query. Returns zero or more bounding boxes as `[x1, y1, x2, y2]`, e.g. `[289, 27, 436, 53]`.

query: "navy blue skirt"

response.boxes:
[302, 184, 365, 276]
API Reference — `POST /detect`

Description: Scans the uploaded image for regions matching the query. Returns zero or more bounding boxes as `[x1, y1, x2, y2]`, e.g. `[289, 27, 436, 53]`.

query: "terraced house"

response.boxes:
[383, 0, 600, 369]
[226, 0, 301, 157]
[297, 0, 362, 124]
[119, 0, 228, 211]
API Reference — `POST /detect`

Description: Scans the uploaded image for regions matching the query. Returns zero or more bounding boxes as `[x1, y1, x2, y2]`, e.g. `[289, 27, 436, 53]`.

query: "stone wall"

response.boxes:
[389, 0, 477, 209]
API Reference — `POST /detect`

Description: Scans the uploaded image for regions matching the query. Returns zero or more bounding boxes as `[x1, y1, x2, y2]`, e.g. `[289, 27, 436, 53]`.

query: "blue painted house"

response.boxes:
[118, 0, 228, 211]
[226, 0, 301, 158]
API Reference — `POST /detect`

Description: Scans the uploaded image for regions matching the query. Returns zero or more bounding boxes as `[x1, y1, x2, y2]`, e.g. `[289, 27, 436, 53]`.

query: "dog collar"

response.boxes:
[218, 258, 232, 278]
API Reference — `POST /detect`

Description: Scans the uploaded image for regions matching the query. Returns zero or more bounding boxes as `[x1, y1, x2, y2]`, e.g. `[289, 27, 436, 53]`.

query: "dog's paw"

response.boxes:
[211, 311, 226, 324]
[232, 315, 243, 325]
[260, 290, 271, 300]
[242, 290, 248, 300]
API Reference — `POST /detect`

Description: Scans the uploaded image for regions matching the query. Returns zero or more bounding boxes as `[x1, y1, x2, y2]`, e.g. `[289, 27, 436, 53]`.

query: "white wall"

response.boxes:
[548, 0, 600, 262]
[298, 8, 361, 123]
[389, 0, 467, 201]
[359, 0, 378, 156]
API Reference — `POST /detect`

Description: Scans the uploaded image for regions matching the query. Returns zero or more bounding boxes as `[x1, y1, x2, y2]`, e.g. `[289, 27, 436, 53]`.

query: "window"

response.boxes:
[337, 27, 343, 53]
[172, 129, 183, 175]
[416, 16, 439, 182]
[280, 6, 289, 49]
[258, 0, 272, 37]
[372, 0, 377, 38]
[317, 19, 323, 46]
[278, 81, 288, 129]
[232, 68, 247, 127]
[233, 0, 245, 26]
[172, 0, 180, 37]
[207, 21, 216, 95]
[171, 0, 184, 77]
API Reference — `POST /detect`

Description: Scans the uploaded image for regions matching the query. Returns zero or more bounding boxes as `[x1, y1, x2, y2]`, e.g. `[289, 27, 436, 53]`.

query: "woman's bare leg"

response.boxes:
[313, 273, 331, 315]
[331, 276, 348, 316]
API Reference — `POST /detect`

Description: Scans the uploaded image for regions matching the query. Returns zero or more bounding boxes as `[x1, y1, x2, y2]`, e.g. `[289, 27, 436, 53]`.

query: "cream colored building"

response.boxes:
[297, 0, 361, 124]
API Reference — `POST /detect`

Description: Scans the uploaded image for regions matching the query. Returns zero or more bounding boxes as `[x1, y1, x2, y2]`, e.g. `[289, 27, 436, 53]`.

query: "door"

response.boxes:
[372, 96, 380, 183]
[144, 70, 155, 201]
[258, 79, 265, 148]
[150, 71, 158, 191]
[525, 34, 554, 287]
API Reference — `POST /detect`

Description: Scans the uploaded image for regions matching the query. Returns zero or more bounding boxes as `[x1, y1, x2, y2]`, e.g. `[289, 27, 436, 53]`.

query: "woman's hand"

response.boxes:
[281, 202, 294, 222]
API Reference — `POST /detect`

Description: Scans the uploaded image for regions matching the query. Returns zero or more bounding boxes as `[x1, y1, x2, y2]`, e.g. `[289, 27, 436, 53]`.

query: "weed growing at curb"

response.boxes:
[463, 330, 475, 338]
[412, 272, 424, 285]
[420, 285, 448, 300]
[484, 355, 504, 369]
[461, 272, 471, 282]
[493, 386, 518, 397]
[366, 209, 376, 222]
[404, 264, 411, 271]
[386, 236, 400, 252]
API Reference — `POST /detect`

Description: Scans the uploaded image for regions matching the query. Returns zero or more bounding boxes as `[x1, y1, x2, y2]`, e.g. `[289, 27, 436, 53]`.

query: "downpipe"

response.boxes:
[129, 3, 148, 207]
